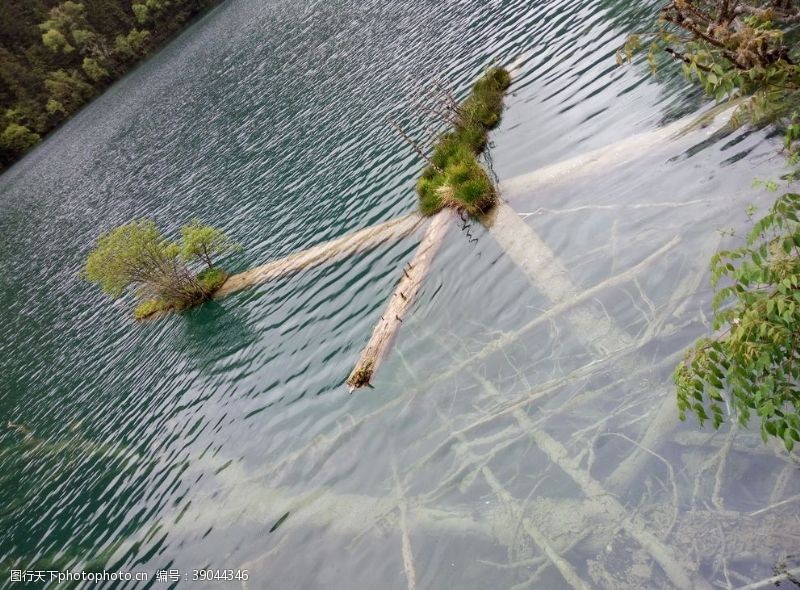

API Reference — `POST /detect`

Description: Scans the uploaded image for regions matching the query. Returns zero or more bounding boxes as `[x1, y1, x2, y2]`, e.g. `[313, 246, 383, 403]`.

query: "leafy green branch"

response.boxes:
[675, 193, 800, 450]
[618, 1, 800, 156]
[620, 1, 800, 449]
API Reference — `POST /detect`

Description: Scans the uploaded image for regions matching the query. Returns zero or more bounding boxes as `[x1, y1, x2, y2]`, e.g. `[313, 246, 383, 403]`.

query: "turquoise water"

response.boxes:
[1, 0, 798, 588]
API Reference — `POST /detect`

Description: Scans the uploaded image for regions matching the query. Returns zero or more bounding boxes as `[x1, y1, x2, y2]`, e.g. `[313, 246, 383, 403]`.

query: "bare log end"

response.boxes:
[347, 362, 374, 391]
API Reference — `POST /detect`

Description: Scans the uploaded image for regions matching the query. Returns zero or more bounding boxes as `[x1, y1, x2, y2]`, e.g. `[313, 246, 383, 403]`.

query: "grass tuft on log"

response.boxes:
[416, 67, 511, 216]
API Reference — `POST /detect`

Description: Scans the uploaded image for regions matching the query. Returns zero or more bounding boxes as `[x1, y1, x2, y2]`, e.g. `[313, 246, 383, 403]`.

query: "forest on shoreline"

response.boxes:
[0, 0, 221, 172]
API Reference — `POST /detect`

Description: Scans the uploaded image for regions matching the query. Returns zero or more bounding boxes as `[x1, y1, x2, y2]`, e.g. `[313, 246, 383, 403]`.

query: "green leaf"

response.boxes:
[784, 432, 795, 452]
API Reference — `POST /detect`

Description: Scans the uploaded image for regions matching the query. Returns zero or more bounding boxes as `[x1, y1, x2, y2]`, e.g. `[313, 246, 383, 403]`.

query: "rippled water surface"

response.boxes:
[1, 0, 798, 588]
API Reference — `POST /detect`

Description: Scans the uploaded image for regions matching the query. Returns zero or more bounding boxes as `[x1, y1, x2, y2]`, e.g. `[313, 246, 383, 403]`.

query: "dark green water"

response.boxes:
[1, 0, 798, 588]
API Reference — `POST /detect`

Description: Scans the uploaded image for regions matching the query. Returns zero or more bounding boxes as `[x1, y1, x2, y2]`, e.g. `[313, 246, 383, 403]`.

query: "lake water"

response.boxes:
[1, 0, 798, 588]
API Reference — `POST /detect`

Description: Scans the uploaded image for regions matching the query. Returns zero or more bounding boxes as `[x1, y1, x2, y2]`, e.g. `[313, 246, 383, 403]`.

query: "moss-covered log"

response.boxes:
[416, 67, 511, 216]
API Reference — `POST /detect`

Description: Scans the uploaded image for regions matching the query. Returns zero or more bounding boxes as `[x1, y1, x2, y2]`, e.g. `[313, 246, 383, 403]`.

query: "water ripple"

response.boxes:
[0, 0, 792, 587]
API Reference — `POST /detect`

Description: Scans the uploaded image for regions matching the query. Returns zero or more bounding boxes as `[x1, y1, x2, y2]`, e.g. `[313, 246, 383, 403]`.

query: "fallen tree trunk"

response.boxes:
[518, 408, 715, 590]
[499, 101, 738, 200]
[447, 423, 594, 590]
[257, 236, 682, 488]
[445, 367, 711, 589]
[347, 210, 453, 389]
[482, 200, 635, 355]
[481, 201, 725, 492]
[215, 214, 424, 298]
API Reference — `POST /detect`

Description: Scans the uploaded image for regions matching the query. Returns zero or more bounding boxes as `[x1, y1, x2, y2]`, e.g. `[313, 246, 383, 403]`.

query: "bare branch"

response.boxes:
[388, 118, 442, 172]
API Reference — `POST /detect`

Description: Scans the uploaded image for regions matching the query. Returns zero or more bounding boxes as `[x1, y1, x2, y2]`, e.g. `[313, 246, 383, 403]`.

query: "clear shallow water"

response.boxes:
[1, 0, 798, 588]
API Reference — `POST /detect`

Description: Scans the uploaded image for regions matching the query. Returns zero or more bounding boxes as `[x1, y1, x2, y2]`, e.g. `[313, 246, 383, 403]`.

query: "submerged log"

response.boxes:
[482, 200, 635, 355]
[500, 101, 738, 200]
[347, 210, 453, 389]
[459, 370, 713, 590]
[517, 409, 715, 590]
[215, 214, 424, 298]
[481, 201, 730, 488]
[447, 423, 594, 590]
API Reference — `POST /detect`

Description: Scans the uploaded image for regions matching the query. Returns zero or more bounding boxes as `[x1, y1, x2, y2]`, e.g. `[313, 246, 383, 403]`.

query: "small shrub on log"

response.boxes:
[85, 219, 239, 320]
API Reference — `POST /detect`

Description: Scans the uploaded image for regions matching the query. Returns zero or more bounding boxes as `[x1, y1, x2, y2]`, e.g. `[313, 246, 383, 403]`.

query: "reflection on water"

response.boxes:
[178, 302, 259, 375]
[0, 0, 798, 587]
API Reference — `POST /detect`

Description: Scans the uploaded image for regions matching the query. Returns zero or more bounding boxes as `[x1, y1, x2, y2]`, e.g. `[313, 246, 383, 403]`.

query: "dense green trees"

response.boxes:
[0, 123, 41, 154]
[0, 0, 219, 172]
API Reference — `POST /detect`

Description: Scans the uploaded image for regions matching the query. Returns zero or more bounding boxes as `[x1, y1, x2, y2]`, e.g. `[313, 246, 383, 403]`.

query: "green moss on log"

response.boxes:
[417, 66, 510, 216]
[197, 267, 228, 293]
